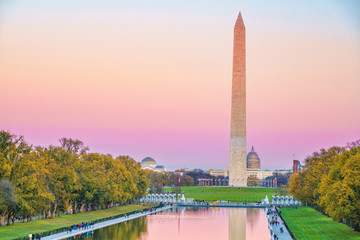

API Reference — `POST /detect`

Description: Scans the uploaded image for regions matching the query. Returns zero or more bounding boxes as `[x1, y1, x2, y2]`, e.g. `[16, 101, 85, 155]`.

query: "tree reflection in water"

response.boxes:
[67, 216, 147, 240]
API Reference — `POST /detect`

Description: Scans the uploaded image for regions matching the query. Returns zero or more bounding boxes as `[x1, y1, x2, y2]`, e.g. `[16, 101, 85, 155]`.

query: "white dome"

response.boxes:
[141, 157, 157, 169]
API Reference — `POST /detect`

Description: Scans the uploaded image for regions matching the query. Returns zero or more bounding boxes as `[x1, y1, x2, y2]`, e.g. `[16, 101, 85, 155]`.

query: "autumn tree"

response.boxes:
[289, 142, 360, 231]
[247, 176, 260, 187]
[0, 131, 149, 227]
[179, 175, 194, 186]
[118, 156, 148, 200]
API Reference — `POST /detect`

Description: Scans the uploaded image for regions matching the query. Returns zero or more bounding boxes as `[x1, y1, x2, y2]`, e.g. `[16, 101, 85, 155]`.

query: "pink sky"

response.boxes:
[1, 0, 359, 170]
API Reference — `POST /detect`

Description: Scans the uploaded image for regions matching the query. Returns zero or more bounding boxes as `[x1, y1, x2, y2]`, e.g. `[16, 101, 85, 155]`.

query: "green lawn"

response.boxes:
[164, 186, 275, 202]
[281, 207, 360, 240]
[0, 203, 156, 240]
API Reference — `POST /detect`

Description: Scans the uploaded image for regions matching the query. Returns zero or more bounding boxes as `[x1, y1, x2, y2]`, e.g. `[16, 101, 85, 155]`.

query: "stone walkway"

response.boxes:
[42, 205, 173, 240]
[266, 207, 293, 240]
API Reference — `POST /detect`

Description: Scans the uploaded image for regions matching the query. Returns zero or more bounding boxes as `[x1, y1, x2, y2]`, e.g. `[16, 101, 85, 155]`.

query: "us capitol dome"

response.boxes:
[246, 146, 261, 170]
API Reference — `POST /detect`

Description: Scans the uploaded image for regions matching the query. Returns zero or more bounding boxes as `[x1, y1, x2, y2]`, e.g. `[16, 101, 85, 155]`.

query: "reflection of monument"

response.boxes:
[246, 208, 261, 232]
[229, 208, 246, 240]
[229, 11, 247, 187]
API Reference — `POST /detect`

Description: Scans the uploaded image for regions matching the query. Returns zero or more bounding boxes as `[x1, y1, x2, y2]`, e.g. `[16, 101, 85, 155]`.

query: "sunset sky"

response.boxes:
[1, 0, 359, 170]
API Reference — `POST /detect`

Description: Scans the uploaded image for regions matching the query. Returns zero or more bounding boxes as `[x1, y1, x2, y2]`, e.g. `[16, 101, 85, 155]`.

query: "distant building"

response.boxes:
[207, 147, 291, 181]
[247, 169, 291, 180]
[140, 157, 167, 172]
[206, 168, 290, 184]
[207, 168, 290, 181]
[292, 160, 302, 173]
[208, 169, 229, 177]
[246, 169, 273, 180]
[247, 146, 260, 170]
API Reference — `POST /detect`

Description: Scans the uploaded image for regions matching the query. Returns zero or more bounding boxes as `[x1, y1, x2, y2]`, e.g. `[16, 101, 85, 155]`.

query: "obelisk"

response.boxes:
[229, 12, 247, 187]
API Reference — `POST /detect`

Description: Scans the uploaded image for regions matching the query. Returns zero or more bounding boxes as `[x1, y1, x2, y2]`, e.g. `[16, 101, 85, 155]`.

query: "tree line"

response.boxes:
[145, 169, 231, 193]
[289, 140, 360, 231]
[0, 130, 149, 226]
[145, 170, 194, 193]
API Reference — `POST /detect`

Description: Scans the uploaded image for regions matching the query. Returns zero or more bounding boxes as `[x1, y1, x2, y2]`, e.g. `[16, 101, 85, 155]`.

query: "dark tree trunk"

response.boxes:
[6, 214, 11, 226]
[0, 214, 6, 226]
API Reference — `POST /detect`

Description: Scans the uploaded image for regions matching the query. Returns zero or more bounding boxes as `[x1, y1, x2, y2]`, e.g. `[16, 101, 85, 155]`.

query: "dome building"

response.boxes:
[208, 146, 291, 182]
[140, 157, 167, 172]
[246, 146, 261, 170]
[141, 157, 157, 170]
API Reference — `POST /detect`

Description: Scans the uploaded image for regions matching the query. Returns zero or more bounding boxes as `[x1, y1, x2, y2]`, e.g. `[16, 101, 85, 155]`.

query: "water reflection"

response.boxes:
[67, 217, 147, 240]
[229, 208, 246, 240]
[69, 207, 270, 240]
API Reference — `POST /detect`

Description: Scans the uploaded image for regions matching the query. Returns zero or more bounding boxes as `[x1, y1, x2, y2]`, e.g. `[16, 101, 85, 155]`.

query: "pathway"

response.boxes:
[266, 207, 293, 240]
[42, 205, 173, 240]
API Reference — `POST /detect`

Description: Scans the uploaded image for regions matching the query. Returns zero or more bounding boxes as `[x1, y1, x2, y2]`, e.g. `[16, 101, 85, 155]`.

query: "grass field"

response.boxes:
[164, 186, 275, 202]
[0, 203, 156, 240]
[281, 207, 360, 240]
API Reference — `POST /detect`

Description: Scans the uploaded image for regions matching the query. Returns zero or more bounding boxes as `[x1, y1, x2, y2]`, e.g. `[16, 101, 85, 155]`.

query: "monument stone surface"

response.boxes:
[229, 12, 247, 187]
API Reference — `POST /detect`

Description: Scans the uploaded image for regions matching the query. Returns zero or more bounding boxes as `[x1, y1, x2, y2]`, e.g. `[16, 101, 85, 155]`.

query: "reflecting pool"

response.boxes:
[68, 207, 270, 240]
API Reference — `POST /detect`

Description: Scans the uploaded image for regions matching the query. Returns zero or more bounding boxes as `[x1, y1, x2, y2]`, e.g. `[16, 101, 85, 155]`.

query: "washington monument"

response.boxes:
[229, 12, 247, 187]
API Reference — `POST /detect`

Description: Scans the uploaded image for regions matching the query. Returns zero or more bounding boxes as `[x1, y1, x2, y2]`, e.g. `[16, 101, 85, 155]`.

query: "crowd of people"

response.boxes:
[140, 206, 161, 214]
[267, 207, 286, 240]
[66, 221, 95, 234]
[28, 233, 41, 240]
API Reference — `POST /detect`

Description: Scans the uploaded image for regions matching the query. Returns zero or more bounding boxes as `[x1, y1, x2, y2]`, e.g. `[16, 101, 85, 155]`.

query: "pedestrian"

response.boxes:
[29, 233, 32, 240]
